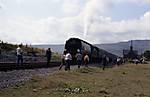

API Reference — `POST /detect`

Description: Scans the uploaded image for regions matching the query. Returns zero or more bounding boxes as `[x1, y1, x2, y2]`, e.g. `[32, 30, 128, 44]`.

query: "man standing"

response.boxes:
[84, 53, 89, 67]
[46, 48, 52, 65]
[59, 50, 66, 70]
[76, 49, 82, 68]
[102, 55, 107, 70]
[65, 51, 72, 71]
[0, 47, 1, 59]
[0, 47, 1, 55]
[16, 44, 23, 65]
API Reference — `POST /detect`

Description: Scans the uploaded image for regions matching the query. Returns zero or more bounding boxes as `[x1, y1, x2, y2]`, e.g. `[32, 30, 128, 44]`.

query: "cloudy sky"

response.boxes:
[0, 0, 150, 44]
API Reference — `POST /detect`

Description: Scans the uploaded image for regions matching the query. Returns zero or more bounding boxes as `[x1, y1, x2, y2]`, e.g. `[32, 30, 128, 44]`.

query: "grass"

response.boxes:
[0, 63, 150, 97]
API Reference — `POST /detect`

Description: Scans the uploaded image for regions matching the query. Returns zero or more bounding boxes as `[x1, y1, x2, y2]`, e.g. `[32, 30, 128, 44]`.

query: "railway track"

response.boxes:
[0, 61, 61, 71]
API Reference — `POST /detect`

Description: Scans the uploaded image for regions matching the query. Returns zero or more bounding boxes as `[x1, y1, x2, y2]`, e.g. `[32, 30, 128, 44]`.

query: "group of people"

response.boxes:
[15, 45, 116, 71]
[59, 49, 89, 71]
[16, 44, 109, 71]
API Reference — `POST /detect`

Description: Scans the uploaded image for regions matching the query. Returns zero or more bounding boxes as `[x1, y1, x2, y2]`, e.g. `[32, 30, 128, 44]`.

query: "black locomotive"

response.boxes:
[65, 38, 117, 64]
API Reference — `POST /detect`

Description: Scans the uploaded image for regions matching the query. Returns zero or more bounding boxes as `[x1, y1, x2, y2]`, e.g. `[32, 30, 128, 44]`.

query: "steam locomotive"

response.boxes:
[65, 38, 117, 64]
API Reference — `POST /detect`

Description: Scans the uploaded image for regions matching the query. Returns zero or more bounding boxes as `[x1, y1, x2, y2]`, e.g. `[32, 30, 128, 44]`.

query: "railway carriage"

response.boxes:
[65, 38, 117, 64]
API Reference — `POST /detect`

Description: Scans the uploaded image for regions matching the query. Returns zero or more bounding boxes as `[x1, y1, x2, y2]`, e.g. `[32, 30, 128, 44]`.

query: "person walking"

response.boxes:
[75, 49, 82, 68]
[16, 44, 23, 65]
[0, 47, 1, 55]
[59, 50, 66, 70]
[102, 55, 107, 70]
[46, 48, 52, 65]
[0, 48, 1, 55]
[0, 47, 2, 59]
[65, 51, 72, 71]
[117, 57, 123, 66]
[83, 52, 89, 67]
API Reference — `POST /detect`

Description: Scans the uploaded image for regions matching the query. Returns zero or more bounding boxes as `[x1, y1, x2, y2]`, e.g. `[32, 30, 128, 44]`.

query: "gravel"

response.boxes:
[0, 64, 99, 90]
[0, 66, 61, 89]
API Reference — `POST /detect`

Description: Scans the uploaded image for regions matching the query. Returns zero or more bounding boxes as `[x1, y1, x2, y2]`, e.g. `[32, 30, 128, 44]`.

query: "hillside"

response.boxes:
[0, 41, 46, 62]
[32, 45, 64, 54]
[0, 42, 45, 55]
[96, 40, 150, 56]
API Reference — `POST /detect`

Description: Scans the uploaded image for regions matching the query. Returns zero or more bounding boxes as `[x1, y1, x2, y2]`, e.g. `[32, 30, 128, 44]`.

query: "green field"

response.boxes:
[0, 63, 150, 97]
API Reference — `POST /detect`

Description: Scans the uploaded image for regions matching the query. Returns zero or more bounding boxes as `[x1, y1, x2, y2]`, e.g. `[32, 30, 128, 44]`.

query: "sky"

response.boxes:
[0, 0, 150, 44]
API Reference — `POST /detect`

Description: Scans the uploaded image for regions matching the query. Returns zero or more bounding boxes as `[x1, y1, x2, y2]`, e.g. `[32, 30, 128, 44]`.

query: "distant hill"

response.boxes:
[33, 40, 150, 56]
[96, 40, 150, 56]
[32, 45, 64, 54]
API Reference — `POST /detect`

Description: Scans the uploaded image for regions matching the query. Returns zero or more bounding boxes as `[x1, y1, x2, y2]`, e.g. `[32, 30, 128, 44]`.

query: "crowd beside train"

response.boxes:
[59, 49, 117, 71]
[15, 44, 90, 71]
[58, 49, 147, 71]
[0, 44, 146, 71]
[58, 48, 121, 71]
[59, 49, 90, 71]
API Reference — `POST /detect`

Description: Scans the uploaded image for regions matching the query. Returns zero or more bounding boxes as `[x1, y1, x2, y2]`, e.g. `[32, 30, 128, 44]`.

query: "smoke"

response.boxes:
[83, 15, 89, 38]
[0, 3, 2, 9]
[82, 0, 114, 38]
[0, 2, 7, 10]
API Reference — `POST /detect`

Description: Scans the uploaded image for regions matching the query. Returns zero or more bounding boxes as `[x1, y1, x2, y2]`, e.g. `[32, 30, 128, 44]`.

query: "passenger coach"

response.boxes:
[65, 38, 117, 64]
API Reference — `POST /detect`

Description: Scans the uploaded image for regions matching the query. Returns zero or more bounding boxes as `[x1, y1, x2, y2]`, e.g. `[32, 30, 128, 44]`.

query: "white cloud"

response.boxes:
[0, 16, 68, 44]
[0, 0, 150, 44]
[0, 1, 7, 10]
[85, 11, 150, 43]
[62, 0, 82, 16]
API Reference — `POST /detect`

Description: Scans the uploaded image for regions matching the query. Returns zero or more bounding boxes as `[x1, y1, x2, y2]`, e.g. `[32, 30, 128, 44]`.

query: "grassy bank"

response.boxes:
[0, 64, 150, 97]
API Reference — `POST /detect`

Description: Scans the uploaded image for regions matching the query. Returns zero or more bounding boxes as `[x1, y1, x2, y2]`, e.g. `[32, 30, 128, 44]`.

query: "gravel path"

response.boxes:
[0, 63, 101, 90]
[0, 65, 79, 90]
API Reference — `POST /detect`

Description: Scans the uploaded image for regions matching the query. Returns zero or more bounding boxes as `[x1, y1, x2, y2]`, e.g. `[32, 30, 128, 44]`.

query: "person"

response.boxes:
[0, 48, 1, 55]
[0, 47, 1, 55]
[16, 44, 23, 65]
[75, 49, 82, 68]
[102, 55, 107, 70]
[116, 57, 121, 66]
[46, 48, 52, 65]
[31, 48, 37, 62]
[0, 47, 1, 59]
[65, 51, 72, 71]
[133, 58, 139, 65]
[59, 50, 66, 70]
[83, 52, 89, 67]
[140, 56, 145, 64]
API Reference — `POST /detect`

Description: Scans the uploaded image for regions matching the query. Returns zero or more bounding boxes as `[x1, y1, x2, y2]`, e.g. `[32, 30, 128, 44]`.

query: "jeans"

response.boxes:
[47, 57, 51, 65]
[65, 60, 71, 71]
[77, 60, 82, 68]
[17, 55, 23, 65]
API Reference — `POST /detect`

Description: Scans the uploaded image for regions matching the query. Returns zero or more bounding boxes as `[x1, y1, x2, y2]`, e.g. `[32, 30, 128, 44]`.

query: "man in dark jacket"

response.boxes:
[46, 48, 52, 65]
[102, 55, 107, 70]
[0, 48, 1, 55]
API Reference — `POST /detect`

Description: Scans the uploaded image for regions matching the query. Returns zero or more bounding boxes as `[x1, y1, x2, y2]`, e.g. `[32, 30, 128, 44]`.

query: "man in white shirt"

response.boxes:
[65, 51, 72, 71]
[16, 44, 23, 65]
